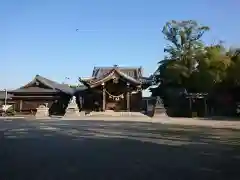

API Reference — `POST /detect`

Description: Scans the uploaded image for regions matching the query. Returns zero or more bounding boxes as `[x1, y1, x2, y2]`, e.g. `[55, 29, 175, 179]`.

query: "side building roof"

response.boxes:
[10, 75, 87, 95]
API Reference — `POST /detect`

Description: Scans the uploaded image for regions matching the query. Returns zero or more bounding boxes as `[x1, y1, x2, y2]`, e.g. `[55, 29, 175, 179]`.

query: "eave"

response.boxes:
[11, 75, 75, 95]
[80, 68, 141, 88]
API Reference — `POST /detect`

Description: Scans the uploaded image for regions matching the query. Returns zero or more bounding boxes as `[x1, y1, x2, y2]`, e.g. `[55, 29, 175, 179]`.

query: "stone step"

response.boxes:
[88, 111, 148, 117]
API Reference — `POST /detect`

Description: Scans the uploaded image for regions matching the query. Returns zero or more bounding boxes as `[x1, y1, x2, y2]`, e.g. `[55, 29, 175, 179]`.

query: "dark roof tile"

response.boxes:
[35, 75, 75, 94]
[10, 87, 57, 93]
[10, 75, 79, 95]
[92, 66, 143, 80]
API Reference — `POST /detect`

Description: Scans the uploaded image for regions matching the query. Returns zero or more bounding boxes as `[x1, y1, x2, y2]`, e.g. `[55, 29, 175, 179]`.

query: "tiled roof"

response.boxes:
[10, 75, 83, 95]
[10, 87, 57, 93]
[80, 67, 141, 87]
[140, 76, 153, 84]
[74, 85, 88, 93]
[35, 75, 75, 94]
[92, 66, 143, 80]
[79, 66, 153, 88]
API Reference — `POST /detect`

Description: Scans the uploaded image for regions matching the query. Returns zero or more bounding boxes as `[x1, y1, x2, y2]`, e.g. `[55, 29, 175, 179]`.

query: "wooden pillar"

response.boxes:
[19, 100, 23, 112]
[102, 83, 106, 111]
[189, 97, 192, 110]
[146, 99, 149, 112]
[186, 96, 192, 117]
[204, 98, 207, 116]
[127, 83, 130, 112]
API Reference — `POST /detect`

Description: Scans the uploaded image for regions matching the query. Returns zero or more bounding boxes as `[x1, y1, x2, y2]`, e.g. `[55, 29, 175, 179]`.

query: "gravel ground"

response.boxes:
[0, 119, 240, 180]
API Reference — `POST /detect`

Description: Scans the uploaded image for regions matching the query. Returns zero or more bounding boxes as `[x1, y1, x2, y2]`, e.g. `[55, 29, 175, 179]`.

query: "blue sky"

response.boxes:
[1, 0, 240, 89]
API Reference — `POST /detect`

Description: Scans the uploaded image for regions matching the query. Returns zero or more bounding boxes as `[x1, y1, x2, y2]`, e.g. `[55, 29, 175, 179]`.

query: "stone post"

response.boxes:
[79, 96, 83, 110]
[102, 82, 106, 111]
[153, 96, 167, 117]
[64, 96, 84, 118]
[35, 104, 49, 119]
[127, 83, 130, 112]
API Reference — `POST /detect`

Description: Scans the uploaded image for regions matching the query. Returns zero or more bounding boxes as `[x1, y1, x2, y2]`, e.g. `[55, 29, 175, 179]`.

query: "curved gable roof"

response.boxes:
[80, 67, 142, 88]
[11, 75, 75, 95]
[92, 66, 143, 80]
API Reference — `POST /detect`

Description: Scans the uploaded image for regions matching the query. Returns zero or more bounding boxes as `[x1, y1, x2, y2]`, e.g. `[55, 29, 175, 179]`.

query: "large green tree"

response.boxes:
[155, 20, 210, 90]
[191, 44, 231, 92]
[153, 19, 240, 95]
[152, 20, 240, 117]
[225, 48, 240, 86]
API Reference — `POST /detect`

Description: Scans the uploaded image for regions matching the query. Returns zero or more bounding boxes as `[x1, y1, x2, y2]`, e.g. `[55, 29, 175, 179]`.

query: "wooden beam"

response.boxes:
[12, 96, 56, 98]
[102, 85, 106, 111]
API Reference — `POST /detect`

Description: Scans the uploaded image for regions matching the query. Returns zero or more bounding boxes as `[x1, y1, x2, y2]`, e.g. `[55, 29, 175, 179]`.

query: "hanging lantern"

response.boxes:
[115, 97, 120, 101]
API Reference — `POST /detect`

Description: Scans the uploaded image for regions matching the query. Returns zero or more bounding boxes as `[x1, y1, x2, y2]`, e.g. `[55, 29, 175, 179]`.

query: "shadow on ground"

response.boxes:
[0, 119, 240, 180]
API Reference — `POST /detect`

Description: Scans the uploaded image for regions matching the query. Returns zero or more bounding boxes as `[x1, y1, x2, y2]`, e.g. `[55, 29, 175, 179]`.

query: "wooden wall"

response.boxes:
[14, 99, 54, 114]
[130, 92, 143, 112]
[11, 93, 71, 115]
[79, 79, 144, 112]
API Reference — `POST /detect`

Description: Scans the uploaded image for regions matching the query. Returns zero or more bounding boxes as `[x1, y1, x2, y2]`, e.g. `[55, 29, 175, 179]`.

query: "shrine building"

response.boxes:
[2, 65, 152, 115]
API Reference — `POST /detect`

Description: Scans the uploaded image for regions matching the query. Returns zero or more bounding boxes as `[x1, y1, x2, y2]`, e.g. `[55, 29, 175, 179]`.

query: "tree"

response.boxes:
[155, 20, 210, 90]
[151, 20, 240, 116]
[191, 44, 231, 92]
[225, 48, 240, 86]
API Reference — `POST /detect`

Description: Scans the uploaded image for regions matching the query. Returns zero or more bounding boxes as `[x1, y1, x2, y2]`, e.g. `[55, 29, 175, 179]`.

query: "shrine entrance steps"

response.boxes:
[87, 110, 149, 118]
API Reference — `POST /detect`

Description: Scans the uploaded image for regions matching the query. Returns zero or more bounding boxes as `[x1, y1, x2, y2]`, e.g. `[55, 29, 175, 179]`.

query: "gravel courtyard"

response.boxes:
[0, 119, 240, 180]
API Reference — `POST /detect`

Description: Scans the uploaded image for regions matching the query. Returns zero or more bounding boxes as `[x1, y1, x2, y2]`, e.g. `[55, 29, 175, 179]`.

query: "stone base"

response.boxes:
[64, 108, 84, 118]
[153, 108, 167, 117]
[88, 111, 149, 118]
[153, 113, 168, 117]
[35, 107, 49, 118]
